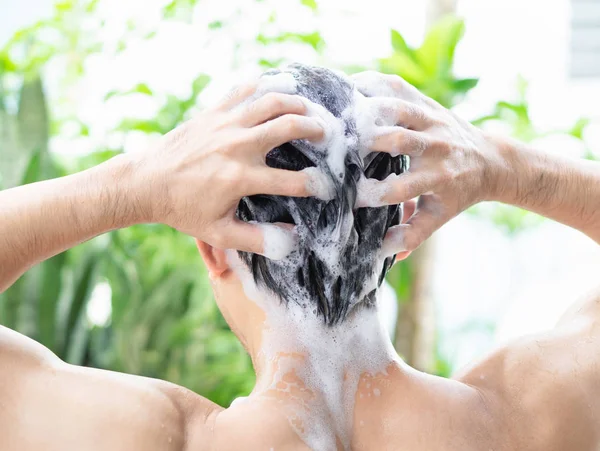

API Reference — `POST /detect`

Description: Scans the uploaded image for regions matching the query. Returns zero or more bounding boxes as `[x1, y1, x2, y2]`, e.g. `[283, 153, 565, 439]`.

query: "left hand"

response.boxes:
[352, 71, 507, 258]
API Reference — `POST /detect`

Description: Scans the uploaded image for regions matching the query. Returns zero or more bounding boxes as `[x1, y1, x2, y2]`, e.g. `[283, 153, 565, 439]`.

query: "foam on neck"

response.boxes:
[227, 251, 398, 451]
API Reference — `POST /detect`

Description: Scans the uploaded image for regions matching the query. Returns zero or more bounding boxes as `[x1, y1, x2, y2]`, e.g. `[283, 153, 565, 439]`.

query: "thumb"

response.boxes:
[382, 196, 449, 257]
[216, 220, 299, 261]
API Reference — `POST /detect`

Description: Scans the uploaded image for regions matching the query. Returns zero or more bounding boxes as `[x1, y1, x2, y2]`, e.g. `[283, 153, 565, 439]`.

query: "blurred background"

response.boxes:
[1, 0, 600, 406]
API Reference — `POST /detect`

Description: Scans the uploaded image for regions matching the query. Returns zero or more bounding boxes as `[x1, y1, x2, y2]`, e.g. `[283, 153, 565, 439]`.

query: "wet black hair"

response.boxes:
[237, 64, 407, 326]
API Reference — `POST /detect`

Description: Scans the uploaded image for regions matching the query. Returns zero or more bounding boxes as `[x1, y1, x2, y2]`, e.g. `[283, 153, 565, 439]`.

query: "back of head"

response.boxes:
[237, 64, 406, 326]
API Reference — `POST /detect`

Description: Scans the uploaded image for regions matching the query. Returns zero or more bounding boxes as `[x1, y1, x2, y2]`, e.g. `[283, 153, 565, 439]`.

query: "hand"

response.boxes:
[126, 79, 325, 259]
[351, 71, 506, 257]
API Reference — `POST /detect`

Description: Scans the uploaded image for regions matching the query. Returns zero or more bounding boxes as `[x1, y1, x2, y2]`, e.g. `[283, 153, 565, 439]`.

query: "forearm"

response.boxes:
[491, 136, 600, 244]
[0, 155, 144, 293]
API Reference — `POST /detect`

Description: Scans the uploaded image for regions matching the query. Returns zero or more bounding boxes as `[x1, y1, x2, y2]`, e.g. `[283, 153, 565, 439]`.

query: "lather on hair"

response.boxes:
[237, 63, 407, 326]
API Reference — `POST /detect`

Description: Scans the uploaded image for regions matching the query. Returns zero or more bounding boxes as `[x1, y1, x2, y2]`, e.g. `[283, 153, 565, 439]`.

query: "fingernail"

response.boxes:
[303, 167, 335, 201]
[258, 223, 299, 261]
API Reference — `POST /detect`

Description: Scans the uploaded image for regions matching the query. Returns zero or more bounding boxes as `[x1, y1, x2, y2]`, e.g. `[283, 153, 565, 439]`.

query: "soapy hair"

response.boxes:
[237, 64, 406, 326]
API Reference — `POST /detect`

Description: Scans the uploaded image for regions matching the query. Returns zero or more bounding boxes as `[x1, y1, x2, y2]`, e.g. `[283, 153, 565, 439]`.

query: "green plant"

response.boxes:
[0, 0, 323, 407]
[378, 17, 478, 108]
[0, 71, 106, 365]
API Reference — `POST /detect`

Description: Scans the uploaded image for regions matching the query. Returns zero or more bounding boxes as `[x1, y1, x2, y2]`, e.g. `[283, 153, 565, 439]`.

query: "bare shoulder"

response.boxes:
[209, 395, 311, 451]
[0, 325, 222, 451]
[454, 289, 600, 451]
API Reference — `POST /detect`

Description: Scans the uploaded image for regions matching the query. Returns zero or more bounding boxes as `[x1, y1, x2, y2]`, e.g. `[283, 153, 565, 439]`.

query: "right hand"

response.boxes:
[351, 71, 508, 257]
[125, 79, 325, 258]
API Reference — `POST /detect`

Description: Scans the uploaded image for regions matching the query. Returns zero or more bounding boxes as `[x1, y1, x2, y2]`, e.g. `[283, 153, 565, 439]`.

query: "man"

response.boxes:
[1, 64, 599, 450]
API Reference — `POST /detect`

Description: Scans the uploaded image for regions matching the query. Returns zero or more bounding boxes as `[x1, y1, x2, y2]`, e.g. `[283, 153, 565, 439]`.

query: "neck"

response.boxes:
[249, 300, 399, 450]
[226, 252, 403, 450]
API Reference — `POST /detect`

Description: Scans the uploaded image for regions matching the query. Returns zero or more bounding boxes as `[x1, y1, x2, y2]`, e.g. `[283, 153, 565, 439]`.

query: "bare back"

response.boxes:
[3, 287, 600, 451]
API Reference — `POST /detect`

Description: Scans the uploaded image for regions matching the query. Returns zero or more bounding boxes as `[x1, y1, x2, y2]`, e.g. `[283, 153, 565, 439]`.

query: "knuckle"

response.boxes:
[282, 115, 300, 134]
[394, 130, 408, 149]
[264, 92, 285, 110]
[228, 163, 246, 184]
[432, 139, 451, 155]
[387, 74, 405, 90]
[292, 173, 311, 197]
[440, 162, 457, 182]
[221, 135, 244, 154]
[218, 161, 246, 189]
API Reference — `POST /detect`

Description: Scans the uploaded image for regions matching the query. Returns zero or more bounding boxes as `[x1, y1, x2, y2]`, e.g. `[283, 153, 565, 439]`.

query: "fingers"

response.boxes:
[219, 71, 299, 112]
[253, 114, 324, 151]
[246, 167, 334, 200]
[393, 199, 417, 262]
[215, 220, 298, 260]
[218, 81, 259, 111]
[402, 199, 417, 222]
[371, 127, 435, 157]
[356, 171, 439, 207]
[382, 196, 448, 257]
[352, 71, 421, 103]
[369, 97, 434, 131]
[238, 93, 306, 127]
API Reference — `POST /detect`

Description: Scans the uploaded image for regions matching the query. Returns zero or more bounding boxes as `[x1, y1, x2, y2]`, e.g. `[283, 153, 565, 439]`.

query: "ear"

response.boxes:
[195, 239, 230, 278]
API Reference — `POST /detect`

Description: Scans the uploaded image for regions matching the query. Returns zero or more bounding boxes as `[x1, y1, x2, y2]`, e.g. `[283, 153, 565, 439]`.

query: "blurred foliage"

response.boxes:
[1, 0, 595, 405]
[0, 0, 327, 406]
[378, 17, 478, 108]
[469, 76, 593, 234]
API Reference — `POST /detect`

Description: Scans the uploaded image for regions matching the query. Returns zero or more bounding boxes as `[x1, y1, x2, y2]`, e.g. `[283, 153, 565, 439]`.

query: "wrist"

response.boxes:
[481, 133, 530, 204]
[89, 153, 153, 228]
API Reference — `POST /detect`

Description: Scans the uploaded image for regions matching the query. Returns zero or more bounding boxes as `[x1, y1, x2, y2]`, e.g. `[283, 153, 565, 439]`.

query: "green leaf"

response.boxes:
[300, 0, 318, 10]
[191, 74, 211, 97]
[17, 76, 50, 160]
[258, 58, 284, 69]
[390, 29, 414, 57]
[452, 78, 479, 93]
[162, 0, 196, 22]
[116, 118, 165, 134]
[104, 83, 153, 101]
[416, 16, 465, 76]
[256, 31, 325, 52]
[569, 117, 590, 140]
[0, 109, 21, 188]
[470, 113, 500, 127]
[377, 53, 427, 87]
[37, 252, 68, 352]
[208, 21, 223, 30]
[134, 83, 152, 95]
[57, 248, 101, 360]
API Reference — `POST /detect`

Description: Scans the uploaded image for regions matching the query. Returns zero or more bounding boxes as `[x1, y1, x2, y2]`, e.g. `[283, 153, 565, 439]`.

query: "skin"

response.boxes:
[0, 82, 324, 292]
[351, 71, 600, 253]
[1, 72, 600, 450]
